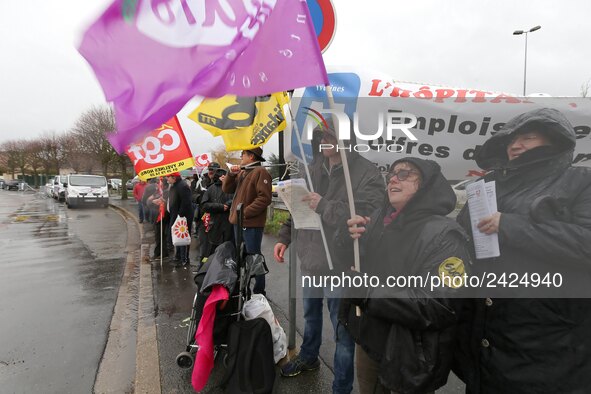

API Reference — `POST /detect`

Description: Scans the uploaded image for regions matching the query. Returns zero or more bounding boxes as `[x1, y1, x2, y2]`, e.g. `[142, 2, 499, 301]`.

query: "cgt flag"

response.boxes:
[194, 152, 213, 170]
[78, 0, 328, 153]
[188, 92, 289, 151]
[126, 116, 195, 180]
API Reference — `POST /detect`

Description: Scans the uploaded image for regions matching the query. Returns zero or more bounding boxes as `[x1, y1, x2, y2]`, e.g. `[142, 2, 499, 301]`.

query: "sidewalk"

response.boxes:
[110, 196, 464, 393]
[109, 196, 335, 393]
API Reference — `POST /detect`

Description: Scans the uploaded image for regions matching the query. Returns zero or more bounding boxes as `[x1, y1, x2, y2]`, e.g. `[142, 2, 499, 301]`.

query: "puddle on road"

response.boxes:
[8, 196, 66, 225]
[10, 214, 63, 224]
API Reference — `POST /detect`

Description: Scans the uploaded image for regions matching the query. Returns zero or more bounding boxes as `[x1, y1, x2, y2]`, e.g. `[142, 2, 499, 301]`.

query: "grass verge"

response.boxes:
[265, 209, 290, 236]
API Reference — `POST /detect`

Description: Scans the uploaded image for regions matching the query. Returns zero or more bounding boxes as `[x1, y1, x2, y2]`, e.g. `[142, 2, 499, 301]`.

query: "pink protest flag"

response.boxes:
[78, 0, 329, 153]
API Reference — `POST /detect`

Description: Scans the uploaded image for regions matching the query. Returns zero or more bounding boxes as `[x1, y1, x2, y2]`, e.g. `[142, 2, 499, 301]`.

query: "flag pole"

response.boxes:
[159, 177, 163, 271]
[324, 87, 361, 316]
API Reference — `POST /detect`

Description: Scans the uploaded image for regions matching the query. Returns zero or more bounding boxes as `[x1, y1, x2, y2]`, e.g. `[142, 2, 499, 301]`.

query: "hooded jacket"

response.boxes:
[340, 157, 471, 394]
[201, 175, 234, 248]
[455, 108, 591, 393]
[277, 151, 385, 274]
[168, 176, 194, 230]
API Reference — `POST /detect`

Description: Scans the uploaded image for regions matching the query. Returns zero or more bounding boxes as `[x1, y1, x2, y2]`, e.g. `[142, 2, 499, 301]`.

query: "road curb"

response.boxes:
[95, 205, 141, 393]
[109, 202, 161, 393]
[136, 243, 161, 394]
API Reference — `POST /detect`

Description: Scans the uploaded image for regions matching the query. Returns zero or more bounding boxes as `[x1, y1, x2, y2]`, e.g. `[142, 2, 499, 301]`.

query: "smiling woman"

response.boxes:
[341, 157, 470, 394]
[385, 162, 422, 212]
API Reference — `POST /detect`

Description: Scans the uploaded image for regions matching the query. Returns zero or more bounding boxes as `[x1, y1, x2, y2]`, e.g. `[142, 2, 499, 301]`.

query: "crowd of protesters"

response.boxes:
[135, 147, 273, 273]
[129, 107, 590, 394]
[272, 108, 591, 394]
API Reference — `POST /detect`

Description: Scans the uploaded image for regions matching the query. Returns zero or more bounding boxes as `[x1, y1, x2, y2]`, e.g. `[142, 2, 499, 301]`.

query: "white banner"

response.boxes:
[286, 68, 591, 179]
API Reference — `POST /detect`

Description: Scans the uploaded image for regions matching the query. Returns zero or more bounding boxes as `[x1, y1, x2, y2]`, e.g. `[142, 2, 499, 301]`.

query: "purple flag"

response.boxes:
[79, 0, 329, 152]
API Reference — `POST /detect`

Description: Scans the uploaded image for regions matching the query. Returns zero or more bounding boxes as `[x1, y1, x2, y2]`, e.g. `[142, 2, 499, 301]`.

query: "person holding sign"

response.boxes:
[274, 124, 384, 394]
[454, 108, 591, 393]
[342, 158, 470, 394]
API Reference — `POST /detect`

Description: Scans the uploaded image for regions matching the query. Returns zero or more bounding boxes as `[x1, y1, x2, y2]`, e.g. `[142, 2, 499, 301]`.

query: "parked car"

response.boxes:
[108, 178, 122, 191]
[4, 179, 23, 191]
[45, 177, 55, 197]
[53, 175, 68, 202]
[66, 174, 109, 208]
[452, 178, 476, 206]
[126, 176, 140, 191]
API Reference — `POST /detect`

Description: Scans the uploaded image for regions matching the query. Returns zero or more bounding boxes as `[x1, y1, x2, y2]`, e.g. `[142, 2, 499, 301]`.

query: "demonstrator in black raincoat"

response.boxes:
[454, 108, 591, 393]
[199, 168, 234, 262]
[341, 157, 471, 394]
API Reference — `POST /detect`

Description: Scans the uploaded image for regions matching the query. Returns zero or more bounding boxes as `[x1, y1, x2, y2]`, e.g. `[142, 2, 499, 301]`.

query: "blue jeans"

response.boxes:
[235, 226, 265, 295]
[175, 245, 189, 263]
[300, 286, 355, 394]
[137, 201, 145, 222]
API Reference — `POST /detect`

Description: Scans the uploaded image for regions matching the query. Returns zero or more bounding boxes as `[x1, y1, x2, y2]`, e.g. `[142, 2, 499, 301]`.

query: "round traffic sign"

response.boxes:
[307, 0, 336, 53]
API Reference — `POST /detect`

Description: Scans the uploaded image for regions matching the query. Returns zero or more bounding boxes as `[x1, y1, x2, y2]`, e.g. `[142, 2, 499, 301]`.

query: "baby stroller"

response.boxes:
[176, 204, 268, 369]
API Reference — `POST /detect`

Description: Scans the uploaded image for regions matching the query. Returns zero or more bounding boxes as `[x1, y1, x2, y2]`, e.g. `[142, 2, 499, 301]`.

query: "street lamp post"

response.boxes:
[513, 25, 541, 96]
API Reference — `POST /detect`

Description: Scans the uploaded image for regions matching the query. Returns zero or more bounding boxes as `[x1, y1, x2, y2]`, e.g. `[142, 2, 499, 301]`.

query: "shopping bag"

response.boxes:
[242, 294, 287, 363]
[172, 216, 191, 246]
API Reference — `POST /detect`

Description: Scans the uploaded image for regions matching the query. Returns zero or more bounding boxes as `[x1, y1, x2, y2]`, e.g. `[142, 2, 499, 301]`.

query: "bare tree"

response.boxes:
[0, 140, 20, 178]
[581, 79, 591, 98]
[8, 140, 29, 179]
[114, 153, 132, 200]
[211, 145, 241, 168]
[61, 133, 87, 173]
[38, 131, 66, 175]
[26, 140, 44, 187]
[71, 106, 117, 176]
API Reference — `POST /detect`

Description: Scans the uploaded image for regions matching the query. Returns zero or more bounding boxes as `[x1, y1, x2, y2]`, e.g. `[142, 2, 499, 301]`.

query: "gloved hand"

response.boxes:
[342, 269, 368, 308]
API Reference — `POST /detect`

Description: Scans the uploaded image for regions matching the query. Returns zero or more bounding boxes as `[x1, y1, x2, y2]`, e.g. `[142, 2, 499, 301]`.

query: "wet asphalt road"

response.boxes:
[0, 190, 128, 394]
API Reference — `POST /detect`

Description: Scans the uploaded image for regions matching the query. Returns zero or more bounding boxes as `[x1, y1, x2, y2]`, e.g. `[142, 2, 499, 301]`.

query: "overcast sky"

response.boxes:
[1, 0, 590, 155]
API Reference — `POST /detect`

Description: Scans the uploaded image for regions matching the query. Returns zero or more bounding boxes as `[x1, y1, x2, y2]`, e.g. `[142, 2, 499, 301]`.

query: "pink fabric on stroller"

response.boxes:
[191, 285, 229, 391]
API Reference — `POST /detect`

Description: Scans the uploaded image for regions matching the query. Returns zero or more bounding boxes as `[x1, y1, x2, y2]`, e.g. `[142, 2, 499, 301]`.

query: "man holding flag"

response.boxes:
[222, 146, 272, 295]
[274, 123, 385, 393]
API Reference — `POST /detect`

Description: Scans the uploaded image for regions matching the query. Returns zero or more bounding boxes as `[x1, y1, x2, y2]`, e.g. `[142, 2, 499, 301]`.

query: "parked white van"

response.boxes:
[65, 174, 109, 208]
[53, 175, 68, 202]
[45, 177, 55, 197]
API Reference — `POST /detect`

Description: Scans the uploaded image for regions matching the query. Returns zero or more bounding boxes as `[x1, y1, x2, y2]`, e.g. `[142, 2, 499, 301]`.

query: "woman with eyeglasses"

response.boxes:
[339, 157, 471, 394]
